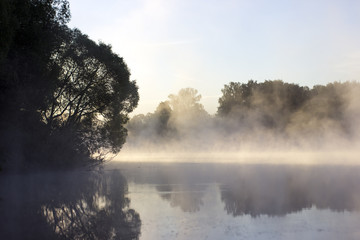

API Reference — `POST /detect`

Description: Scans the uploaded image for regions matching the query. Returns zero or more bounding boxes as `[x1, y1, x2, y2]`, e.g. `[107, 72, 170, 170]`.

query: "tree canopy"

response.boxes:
[43, 28, 138, 157]
[125, 80, 360, 151]
[126, 88, 209, 149]
[0, 0, 138, 170]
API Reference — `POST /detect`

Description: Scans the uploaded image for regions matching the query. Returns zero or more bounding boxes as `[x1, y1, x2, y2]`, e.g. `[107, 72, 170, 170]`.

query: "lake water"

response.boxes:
[1, 161, 360, 239]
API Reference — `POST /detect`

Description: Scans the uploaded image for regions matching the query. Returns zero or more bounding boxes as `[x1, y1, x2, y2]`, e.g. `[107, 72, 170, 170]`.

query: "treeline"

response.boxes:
[0, 0, 138, 170]
[126, 80, 360, 151]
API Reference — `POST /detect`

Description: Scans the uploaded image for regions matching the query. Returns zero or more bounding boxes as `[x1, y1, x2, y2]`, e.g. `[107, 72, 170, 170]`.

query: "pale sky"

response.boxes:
[68, 0, 360, 115]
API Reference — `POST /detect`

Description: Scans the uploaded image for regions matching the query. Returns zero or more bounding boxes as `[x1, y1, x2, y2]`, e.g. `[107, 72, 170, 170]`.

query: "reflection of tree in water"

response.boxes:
[130, 163, 209, 213]
[220, 174, 311, 217]
[0, 170, 141, 239]
[156, 184, 206, 213]
[220, 166, 360, 217]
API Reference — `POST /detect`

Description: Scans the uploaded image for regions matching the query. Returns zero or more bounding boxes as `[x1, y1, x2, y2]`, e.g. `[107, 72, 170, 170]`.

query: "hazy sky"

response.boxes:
[68, 0, 360, 115]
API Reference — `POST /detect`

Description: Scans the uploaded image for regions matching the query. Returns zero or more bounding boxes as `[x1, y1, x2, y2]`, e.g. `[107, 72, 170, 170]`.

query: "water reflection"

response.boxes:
[118, 163, 360, 217]
[3, 163, 360, 239]
[0, 170, 141, 240]
[156, 184, 206, 212]
[219, 165, 360, 217]
[118, 163, 212, 213]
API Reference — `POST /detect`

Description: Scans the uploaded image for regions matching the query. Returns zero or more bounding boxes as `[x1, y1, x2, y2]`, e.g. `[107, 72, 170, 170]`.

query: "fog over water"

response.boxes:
[116, 151, 360, 165]
[114, 162, 360, 239]
[119, 81, 360, 165]
[2, 162, 360, 239]
[4, 1, 360, 239]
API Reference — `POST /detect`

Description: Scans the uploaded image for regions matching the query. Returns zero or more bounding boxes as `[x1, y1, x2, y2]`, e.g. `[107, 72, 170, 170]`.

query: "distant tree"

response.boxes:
[154, 101, 172, 136]
[168, 88, 206, 115]
[125, 88, 210, 149]
[217, 80, 310, 130]
[126, 114, 148, 136]
[286, 81, 353, 140]
[167, 88, 209, 129]
[217, 80, 257, 116]
[126, 102, 174, 147]
[251, 80, 310, 129]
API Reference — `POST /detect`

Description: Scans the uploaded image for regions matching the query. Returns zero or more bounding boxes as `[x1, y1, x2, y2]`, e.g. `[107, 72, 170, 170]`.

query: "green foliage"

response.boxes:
[217, 80, 257, 116]
[217, 80, 360, 143]
[43, 28, 139, 156]
[127, 80, 360, 151]
[0, 0, 70, 113]
[0, 0, 138, 170]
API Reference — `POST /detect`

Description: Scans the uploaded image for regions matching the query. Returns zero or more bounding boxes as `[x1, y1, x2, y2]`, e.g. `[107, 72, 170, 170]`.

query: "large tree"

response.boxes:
[0, 0, 71, 169]
[0, 0, 138, 169]
[43, 28, 139, 159]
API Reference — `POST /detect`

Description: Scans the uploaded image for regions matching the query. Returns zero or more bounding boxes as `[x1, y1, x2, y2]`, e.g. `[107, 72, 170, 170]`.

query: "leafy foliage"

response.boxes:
[126, 80, 360, 151]
[43, 29, 138, 157]
[0, 0, 138, 170]
[126, 88, 209, 148]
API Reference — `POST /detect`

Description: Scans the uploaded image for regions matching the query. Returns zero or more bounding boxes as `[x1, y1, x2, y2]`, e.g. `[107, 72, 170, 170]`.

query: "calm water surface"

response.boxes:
[1, 161, 360, 239]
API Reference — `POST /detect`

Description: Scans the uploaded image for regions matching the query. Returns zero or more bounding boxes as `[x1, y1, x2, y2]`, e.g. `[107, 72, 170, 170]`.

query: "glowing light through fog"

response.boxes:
[115, 151, 360, 165]
[69, 0, 360, 115]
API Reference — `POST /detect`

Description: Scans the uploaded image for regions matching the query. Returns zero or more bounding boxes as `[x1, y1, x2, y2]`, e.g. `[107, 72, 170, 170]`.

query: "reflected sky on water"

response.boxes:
[2, 162, 360, 239]
[117, 162, 360, 240]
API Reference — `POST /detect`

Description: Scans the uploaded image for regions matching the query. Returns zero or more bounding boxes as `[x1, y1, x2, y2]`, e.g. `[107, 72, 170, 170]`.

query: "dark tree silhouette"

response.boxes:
[0, 0, 138, 169]
[43, 28, 139, 159]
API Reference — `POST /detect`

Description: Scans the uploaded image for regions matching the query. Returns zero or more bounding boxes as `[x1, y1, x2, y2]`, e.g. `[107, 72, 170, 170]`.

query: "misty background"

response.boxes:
[123, 80, 360, 153]
[69, 0, 360, 116]
[2, 1, 360, 239]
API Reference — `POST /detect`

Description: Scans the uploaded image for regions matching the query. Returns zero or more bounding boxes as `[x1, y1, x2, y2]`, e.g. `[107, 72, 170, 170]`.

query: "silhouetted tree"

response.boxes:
[217, 80, 257, 116]
[0, 0, 71, 169]
[42, 28, 139, 159]
[154, 101, 173, 136]
[0, 0, 138, 170]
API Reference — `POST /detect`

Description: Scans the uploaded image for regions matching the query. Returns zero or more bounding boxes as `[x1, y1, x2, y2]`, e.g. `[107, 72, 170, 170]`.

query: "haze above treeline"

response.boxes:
[1, 1, 360, 171]
[124, 80, 360, 152]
